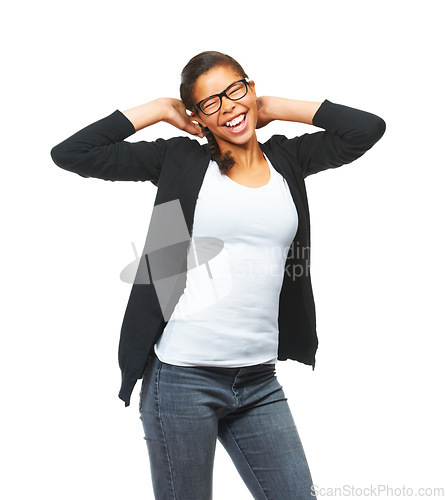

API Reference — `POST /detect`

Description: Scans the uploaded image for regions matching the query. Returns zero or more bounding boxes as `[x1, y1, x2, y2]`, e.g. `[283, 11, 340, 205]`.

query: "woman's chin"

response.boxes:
[219, 125, 257, 147]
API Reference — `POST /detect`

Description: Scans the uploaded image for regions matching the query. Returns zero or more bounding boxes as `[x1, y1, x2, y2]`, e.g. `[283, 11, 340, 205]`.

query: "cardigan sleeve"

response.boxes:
[293, 99, 386, 178]
[50, 110, 166, 184]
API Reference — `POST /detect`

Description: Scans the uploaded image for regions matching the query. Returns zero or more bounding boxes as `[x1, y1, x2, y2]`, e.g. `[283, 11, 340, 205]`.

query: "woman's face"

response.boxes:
[191, 65, 258, 150]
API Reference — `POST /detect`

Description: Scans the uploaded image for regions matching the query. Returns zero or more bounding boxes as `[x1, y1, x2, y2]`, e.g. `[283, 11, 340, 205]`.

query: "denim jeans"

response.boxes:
[139, 353, 316, 500]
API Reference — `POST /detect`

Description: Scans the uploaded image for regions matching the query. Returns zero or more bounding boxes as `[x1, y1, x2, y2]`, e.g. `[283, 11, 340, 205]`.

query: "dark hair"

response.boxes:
[180, 51, 249, 175]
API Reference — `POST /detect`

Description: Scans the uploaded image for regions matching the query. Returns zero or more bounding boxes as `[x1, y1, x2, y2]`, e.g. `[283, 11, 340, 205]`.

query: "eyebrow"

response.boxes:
[200, 80, 242, 101]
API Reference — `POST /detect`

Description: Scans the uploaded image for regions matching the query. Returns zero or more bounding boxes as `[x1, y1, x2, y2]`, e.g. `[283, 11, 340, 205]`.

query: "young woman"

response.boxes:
[51, 51, 386, 499]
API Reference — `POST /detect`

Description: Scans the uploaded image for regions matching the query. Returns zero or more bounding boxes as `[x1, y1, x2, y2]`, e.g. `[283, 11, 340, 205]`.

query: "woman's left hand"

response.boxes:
[256, 96, 323, 128]
[255, 96, 274, 129]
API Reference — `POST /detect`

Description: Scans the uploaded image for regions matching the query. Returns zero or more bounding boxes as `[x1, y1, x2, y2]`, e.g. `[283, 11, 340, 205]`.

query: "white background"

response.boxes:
[2, 0, 444, 498]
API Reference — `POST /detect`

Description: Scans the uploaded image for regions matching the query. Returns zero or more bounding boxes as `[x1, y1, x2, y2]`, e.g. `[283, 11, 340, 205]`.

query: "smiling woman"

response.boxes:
[191, 67, 259, 156]
[179, 51, 255, 175]
[50, 50, 386, 499]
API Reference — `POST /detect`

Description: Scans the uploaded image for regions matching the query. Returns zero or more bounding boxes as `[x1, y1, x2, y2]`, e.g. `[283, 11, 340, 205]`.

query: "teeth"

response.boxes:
[226, 114, 245, 127]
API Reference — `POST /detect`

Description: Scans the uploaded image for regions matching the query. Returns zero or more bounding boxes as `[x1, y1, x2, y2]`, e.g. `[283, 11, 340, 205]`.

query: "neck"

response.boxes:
[216, 134, 264, 170]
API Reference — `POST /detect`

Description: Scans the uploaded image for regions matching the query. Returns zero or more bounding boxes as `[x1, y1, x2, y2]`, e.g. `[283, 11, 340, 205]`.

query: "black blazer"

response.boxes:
[51, 99, 386, 406]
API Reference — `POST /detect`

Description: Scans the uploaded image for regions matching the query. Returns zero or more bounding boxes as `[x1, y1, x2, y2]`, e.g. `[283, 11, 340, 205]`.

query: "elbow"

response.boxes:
[50, 144, 60, 167]
[373, 116, 386, 142]
[50, 143, 90, 179]
[365, 115, 386, 147]
[50, 146, 60, 167]
[50, 143, 68, 170]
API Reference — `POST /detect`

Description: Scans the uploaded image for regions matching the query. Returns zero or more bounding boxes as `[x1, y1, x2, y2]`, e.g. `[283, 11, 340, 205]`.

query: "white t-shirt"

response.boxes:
[154, 154, 298, 367]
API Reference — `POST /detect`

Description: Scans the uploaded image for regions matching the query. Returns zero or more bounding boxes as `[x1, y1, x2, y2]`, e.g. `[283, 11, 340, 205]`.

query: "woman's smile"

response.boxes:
[223, 112, 248, 133]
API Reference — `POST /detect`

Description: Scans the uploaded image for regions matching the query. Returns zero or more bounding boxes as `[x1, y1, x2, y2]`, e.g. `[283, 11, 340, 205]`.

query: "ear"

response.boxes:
[248, 79, 257, 98]
[190, 110, 205, 129]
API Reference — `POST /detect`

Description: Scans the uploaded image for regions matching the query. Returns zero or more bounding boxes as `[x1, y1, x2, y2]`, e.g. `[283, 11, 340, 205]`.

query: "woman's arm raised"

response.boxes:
[256, 97, 386, 178]
[123, 98, 203, 137]
[256, 97, 322, 128]
[51, 99, 203, 183]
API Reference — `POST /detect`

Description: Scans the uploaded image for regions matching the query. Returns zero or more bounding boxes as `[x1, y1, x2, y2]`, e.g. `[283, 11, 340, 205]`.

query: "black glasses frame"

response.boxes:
[195, 79, 250, 115]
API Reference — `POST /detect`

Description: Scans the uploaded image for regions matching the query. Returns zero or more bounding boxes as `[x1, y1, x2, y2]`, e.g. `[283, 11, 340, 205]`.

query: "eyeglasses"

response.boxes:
[195, 79, 250, 115]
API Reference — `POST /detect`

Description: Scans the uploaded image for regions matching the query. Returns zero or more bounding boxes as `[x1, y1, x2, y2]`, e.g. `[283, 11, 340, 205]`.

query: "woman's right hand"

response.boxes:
[122, 98, 204, 137]
[157, 98, 204, 138]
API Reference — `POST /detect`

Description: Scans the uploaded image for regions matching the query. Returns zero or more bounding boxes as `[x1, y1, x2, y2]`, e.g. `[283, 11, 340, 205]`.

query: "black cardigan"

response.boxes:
[51, 99, 386, 406]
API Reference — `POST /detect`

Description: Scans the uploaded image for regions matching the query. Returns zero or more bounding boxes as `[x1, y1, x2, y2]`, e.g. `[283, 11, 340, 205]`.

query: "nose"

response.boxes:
[220, 95, 235, 113]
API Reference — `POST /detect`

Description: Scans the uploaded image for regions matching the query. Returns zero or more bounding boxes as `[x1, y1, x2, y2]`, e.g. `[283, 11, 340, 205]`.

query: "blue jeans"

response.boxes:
[139, 353, 316, 500]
